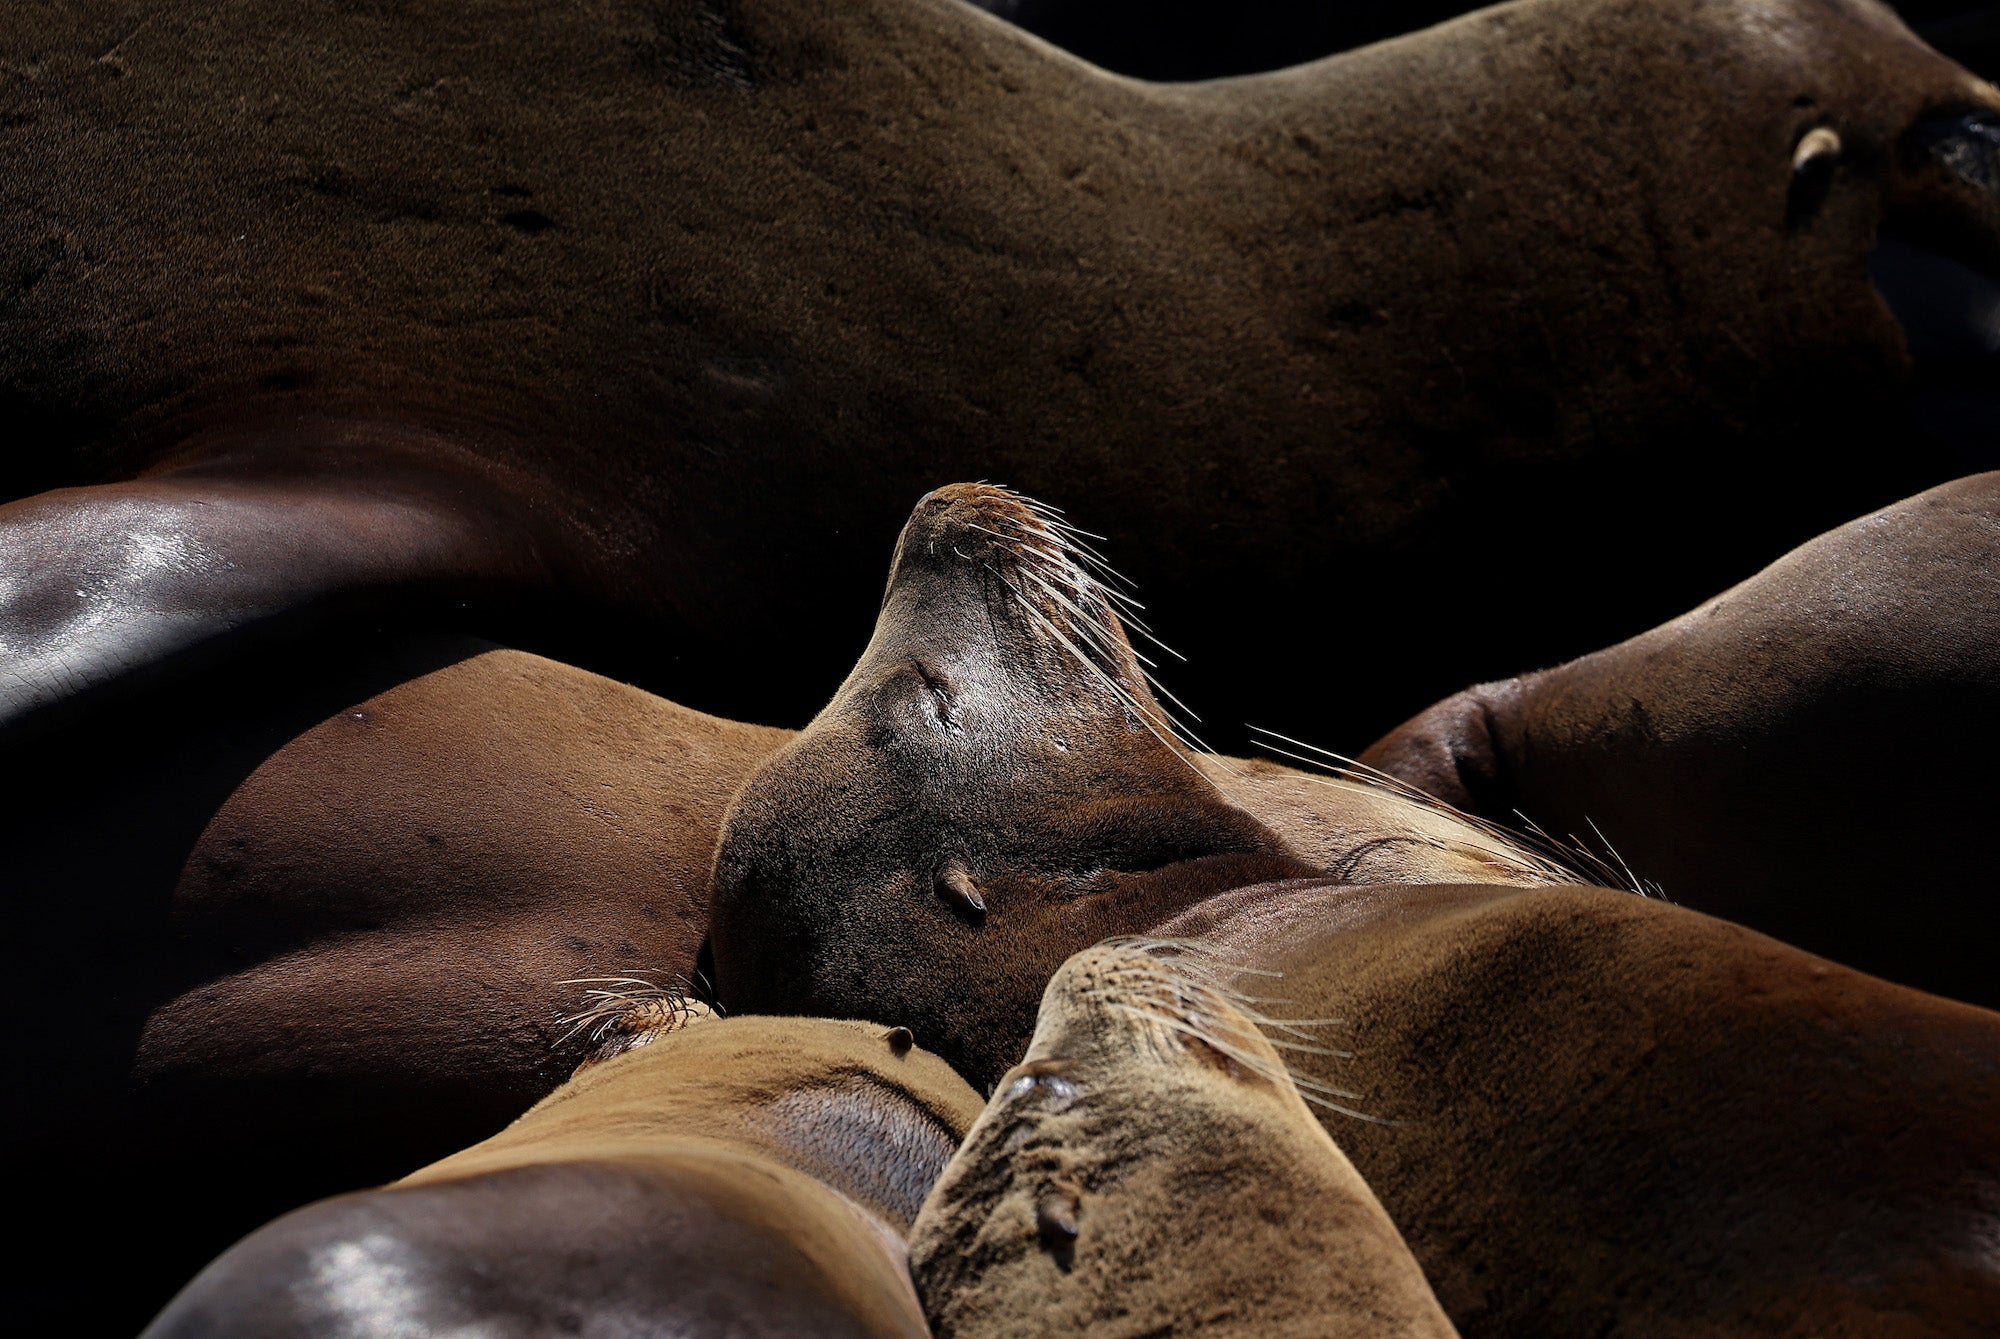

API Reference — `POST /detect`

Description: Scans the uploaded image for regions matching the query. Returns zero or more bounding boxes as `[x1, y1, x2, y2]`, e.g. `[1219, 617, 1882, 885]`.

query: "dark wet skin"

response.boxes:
[143, 1162, 915, 1339]
[5, 0, 2000, 750]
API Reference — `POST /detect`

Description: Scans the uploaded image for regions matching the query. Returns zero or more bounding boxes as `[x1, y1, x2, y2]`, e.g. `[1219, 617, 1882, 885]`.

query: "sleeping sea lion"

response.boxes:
[708, 483, 1564, 1086]
[2, 632, 788, 1333]
[5, 0, 1998, 748]
[143, 1014, 985, 1338]
[1152, 880, 2000, 1337]
[909, 941, 1459, 1339]
[711, 483, 2000, 1335]
[1360, 470, 2000, 1009]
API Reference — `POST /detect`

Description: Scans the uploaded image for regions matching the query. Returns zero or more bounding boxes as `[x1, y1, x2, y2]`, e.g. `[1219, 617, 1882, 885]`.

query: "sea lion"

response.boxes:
[1360, 470, 2000, 1009]
[710, 483, 2000, 1335]
[1151, 880, 2000, 1337]
[4, 0, 1998, 748]
[2, 632, 788, 1333]
[143, 1014, 985, 1338]
[708, 483, 1564, 1086]
[909, 940, 1459, 1339]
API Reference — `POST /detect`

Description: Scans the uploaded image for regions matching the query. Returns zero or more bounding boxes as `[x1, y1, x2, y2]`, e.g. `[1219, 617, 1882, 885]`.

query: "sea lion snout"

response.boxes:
[1886, 105, 2000, 275]
[1029, 942, 1298, 1090]
[879, 482, 1150, 706]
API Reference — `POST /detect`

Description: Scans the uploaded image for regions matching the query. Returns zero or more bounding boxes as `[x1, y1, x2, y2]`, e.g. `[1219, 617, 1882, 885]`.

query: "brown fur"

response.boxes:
[4, 595, 1530, 1332]
[1361, 471, 2000, 1008]
[1155, 881, 2000, 1337]
[911, 942, 1459, 1338]
[968, 0, 2000, 83]
[3, 0, 1995, 743]
[144, 1016, 985, 1338]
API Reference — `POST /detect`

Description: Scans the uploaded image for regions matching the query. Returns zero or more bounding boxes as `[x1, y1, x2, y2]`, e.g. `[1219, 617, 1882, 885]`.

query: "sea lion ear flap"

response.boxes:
[1357, 680, 1516, 817]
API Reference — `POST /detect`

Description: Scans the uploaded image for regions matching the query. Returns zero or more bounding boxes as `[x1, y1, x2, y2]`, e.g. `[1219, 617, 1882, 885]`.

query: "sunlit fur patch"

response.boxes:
[1058, 938, 1388, 1124]
[554, 975, 714, 1072]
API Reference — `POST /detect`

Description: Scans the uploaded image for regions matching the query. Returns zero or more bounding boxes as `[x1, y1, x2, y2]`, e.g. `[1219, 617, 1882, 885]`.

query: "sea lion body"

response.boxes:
[1361, 471, 2000, 1008]
[1154, 879, 2000, 1337]
[911, 941, 1459, 1338]
[4, 0, 1997, 744]
[970, 0, 2000, 84]
[711, 483, 2000, 1334]
[4, 635, 787, 1332]
[144, 1015, 985, 1338]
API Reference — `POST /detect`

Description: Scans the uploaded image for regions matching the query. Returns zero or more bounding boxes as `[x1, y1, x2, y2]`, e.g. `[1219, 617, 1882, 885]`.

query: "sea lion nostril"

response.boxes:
[1035, 1190, 1081, 1257]
[1907, 109, 2000, 194]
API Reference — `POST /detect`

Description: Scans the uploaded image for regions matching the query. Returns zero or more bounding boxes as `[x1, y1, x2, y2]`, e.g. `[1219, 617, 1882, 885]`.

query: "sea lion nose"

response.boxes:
[903, 483, 1047, 558]
[1910, 108, 2000, 197]
[1885, 106, 2000, 280]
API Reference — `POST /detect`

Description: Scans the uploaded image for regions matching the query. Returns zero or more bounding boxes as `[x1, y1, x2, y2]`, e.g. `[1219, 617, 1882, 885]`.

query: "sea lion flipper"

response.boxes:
[0, 465, 555, 739]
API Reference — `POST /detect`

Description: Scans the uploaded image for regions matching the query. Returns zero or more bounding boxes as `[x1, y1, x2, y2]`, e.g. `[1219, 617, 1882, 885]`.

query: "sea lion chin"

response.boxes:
[909, 940, 1460, 1339]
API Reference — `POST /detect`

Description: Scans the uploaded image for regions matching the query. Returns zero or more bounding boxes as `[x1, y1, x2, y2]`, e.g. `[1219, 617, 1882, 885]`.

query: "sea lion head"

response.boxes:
[709, 484, 1315, 1088]
[907, 940, 1457, 1338]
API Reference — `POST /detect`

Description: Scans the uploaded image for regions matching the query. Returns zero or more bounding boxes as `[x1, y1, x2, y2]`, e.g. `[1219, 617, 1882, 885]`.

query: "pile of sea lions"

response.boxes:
[4, 0, 1999, 1334]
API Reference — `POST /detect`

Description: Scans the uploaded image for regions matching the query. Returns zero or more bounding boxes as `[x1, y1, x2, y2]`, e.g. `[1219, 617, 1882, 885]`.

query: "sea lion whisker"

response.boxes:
[1247, 728, 1584, 886]
[1586, 817, 1661, 900]
[1507, 811, 1661, 899]
[1103, 1001, 1381, 1121]
[1009, 561, 1202, 724]
[999, 579, 1219, 783]
[553, 973, 704, 1053]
